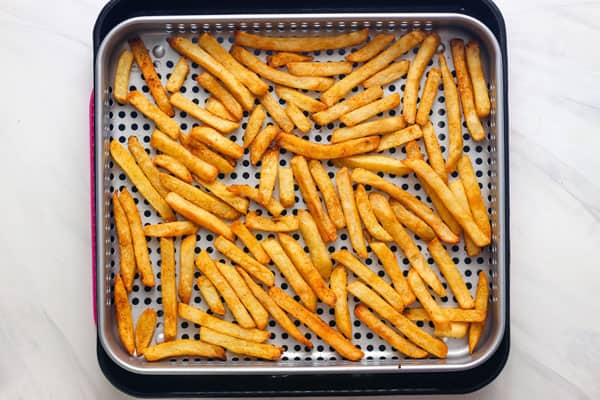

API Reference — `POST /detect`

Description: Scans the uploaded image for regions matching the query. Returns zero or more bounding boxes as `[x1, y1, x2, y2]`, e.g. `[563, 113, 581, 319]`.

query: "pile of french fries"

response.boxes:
[110, 29, 493, 362]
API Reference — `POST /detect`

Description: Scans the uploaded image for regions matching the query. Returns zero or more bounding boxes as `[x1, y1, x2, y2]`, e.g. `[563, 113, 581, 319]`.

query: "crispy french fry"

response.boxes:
[201, 327, 283, 360]
[113, 50, 133, 104]
[231, 46, 334, 92]
[438, 53, 463, 173]
[214, 236, 274, 287]
[245, 212, 298, 232]
[457, 155, 491, 240]
[178, 234, 196, 304]
[197, 276, 226, 315]
[259, 148, 279, 202]
[335, 168, 367, 257]
[165, 192, 233, 240]
[113, 193, 135, 292]
[127, 91, 180, 139]
[348, 281, 447, 358]
[333, 155, 411, 177]
[321, 30, 426, 106]
[434, 322, 469, 338]
[347, 33, 395, 63]
[135, 308, 157, 356]
[160, 238, 177, 341]
[448, 179, 480, 256]
[270, 287, 364, 361]
[377, 124, 423, 152]
[235, 29, 369, 52]
[297, 210, 333, 279]
[287, 61, 352, 77]
[165, 57, 190, 93]
[404, 307, 485, 323]
[469, 271, 490, 353]
[228, 184, 284, 217]
[278, 165, 295, 208]
[354, 304, 428, 358]
[285, 103, 312, 133]
[330, 266, 352, 339]
[250, 125, 280, 165]
[143, 221, 197, 237]
[231, 221, 270, 264]
[389, 200, 435, 241]
[465, 41, 491, 118]
[205, 97, 237, 121]
[422, 121, 447, 182]
[408, 269, 450, 330]
[340, 93, 400, 127]
[405, 140, 423, 160]
[355, 184, 393, 242]
[169, 89, 243, 133]
[154, 154, 193, 183]
[369, 242, 415, 305]
[186, 141, 236, 175]
[196, 72, 244, 120]
[267, 51, 313, 68]
[362, 60, 410, 88]
[290, 155, 337, 242]
[114, 275, 134, 355]
[275, 86, 326, 113]
[415, 68, 441, 126]
[428, 238, 474, 309]
[144, 339, 226, 361]
[308, 160, 345, 229]
[190, 126, 244, 160]
[129, 37, 174, 116]
[118, 189, 155, 287]
[280, 133, 380, 160]
[195, 177, 249, 214]
[312, 86, 383, 126]
[332, 116, 406, 144]
[369, 193, 445, 297]
[243, 105, 266, 149]
[127, 136, 169, 198]
[259, 91, 294, 133]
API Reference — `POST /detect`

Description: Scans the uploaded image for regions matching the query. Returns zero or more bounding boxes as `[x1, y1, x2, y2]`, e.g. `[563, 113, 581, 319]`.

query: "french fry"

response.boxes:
[128, 37, 174, 116]
[160, 238, 177, 341]
[347, 281, 447, 358]
[369, 242, 415, 306]
[438, 53, 463, 173]
[135, 308, 157, 356]
[267, 51, 313, 68]
[346, 33, 395, 63]
[231, 46, 334, 91]
[308, 160, 345, 229]
[422, 121, 447, 182]
[214, 236, 275, 287]
[312, 86, 383, 126]
[415, 68, 441, 126]
[195, 250, 256, 328]
[196, 72, 244, 120]
[403, 33, 440, 124]
[165, 57, 190, 93]
[287, 61, 352, 77]
[165, 192, 234, 240]
[198, 33, 269, 96]
[404, 307, 485, 323]
[405, 140, 423, 160]
[278, 165, 295, 208]
[250, 125, 280, 165]
[457, 155, 491, 240]
[259, 148, 279, 202]
[238, 268, 313, 348]
[465, 41, 491, 118]
[369, 193, 445, 297]
[469, 271, 490, 353]
[333, 155, 411, 177]
[144, 339, 226, 361]
[243, 105, 266, 149]
[331, 116, 406, 144]
[355, 184, 393, 242]
[340, 93, 400, 127]
[270, 287, 364, 361]
[201, 327, 283, 360]
[114, 275, 134, 355]
[127, 91, 180, 139]
[235, 29, 369, 51]
[186, 141, 236, 174]
[335, 168, 367, 257]
[448, 179, 480, 256]
[190, 126, 244, 160]
[434, 322, 469, 338]
[127, 136, 169, 198]
[231, 221, 270, 264]
[362, 60, 410, 88]
[407, 269, 450, 330]
[195, 177, 249, 214]
[178, 303, 269, 343]
[228, 184, 284, 217]
[178, 234, 196, 304]
[354, 304, 428, 358]
[351, 168, 459, 244]
[258, 91, 294, 133]
[377, 124, 423, 152]
[279, 233, 336, 307]
[285, 103, 312, 133]
[274, 86, 326, 113]
[428, 238, 474, 309]
[297, 210, 333, 279]
[197, 276, 226, 315]
[118, 189, 155, 287]
[245, 212, 298, 232]
[321, 30, 426, 106]
[168, 36, 255, 110]
[389, 200, 435, 241]
[330, 266, 352, 339]
[143, 221, 197, 237]
[280, 133, 380, 160]
[290, 155, 337, 242]
[113, 50, 133, 104]
[205, 97, 236, 121]
[112, 193, 135, 292]
[150, 130, 218, 182]
[154, 154, 193, 183]
[111, 139, 176, 221]
[170, 93, 241, 134]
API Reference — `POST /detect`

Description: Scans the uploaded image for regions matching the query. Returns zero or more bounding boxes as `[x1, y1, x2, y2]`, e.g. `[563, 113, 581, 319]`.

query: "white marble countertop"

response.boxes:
[1, 0, 599, 398]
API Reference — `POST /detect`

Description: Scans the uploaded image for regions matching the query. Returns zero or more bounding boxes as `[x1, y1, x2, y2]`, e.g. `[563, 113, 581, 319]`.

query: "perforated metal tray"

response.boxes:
[94, 13, 506, 376]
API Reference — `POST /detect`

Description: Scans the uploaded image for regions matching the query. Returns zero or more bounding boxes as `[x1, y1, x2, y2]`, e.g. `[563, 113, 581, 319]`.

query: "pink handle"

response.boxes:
[90, 91, 97, 325]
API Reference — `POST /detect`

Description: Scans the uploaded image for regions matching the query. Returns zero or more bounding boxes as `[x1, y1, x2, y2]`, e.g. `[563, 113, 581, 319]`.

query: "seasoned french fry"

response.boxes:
[197, 276, 226, 315]
[330, 266, 352, 339]
[205, 97, 237, 121]
[135, 308, 157, 356]
[340, 93, 400, 127]
[469, 271, 490, 353]
[335, 168, 367, 257]
[333, 155, 410, 177]
[245, 212, 298, 232]
[235, 29, 369, 52]
[113, 193, 135, 292]
[438, 53, 463, 173]
[178, 234, 196, 304]
[143, 221, 197, 237]
[250, 125, 280, 165]
[274, 86, 326, 113]
[404, 307, 485, 323]
[259, 148, 279, 202]
[415, 68, 441, 126]
[214, 236, 274, 287]
[297, 210, 333, 279]
[268, 51, 313, 68]
[129, 37, 174, 116]
[259, 91, 294, 133]
[369, 193, 445, 297]
[355, 184, 393, 242]
[312, 86, 383, 126]
[465, 41, 491, 118]
[127, 136, 169, 198]
[165, 57, 190, 93]
[118, 189, 155, 287]
[166, 192, 234, 240]
[195, 177, 249, 214]
[457, 155, 491, 240]
[190, 126, 244, 159]
[331, 116, 406, 144]
[287, 61, 352, 77]
[243, 105, 266, 149]
[348, 281, 447, 358]
[362, 60, 410, 88]
[228, 184, 284, 217]
[369, 242, 415, 306]
[231, 221, 270, 264]
[448, 179, 480, 256]
[346, 33, 395, 63]
[114, 275, 134, 355]
[154, 154, 193, 183]
[278, 165, 295, 208]
[186, 141, 236, 175]
[160, 238, 177, 341]
[144, 339, 226, 361]
[407, 269, 450, 330]
[113, 50, 134, 104]
[285, 103, 312, 133]
[434, 322, 469, 338]
[422, 121, 447, 182]
[308, 160, 345, 229]
[377, 124, 423, 152]
[280, 133, 380, 160]
[428, 238, 474, 309]
[196, 72, 244, 120]
[127, 91, 181, 139]
[201, 327, 283, 360]
[270, 287, 364, 361]
[389, 200, 435, 241]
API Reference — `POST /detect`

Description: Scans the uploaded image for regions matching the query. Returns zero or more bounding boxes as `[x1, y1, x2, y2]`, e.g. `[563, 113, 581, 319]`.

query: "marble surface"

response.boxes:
[1, 0, 599, 398]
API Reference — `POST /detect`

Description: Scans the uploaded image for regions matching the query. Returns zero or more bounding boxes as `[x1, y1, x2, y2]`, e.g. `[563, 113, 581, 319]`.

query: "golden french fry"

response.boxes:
[287, 61, 352, 77]
[369, 192, 445, 297]
[143, 221, 196, 237]
[340, 93, 400, 127]
[428, 238, 474, 309]
[245, 212, 298, 232]
[111, 139, 176, 221]
[114, 275, 134, 355]
[190, 126, 244, 160]
[201, 327, 283, 360]
[354, 304, 428, 358]
[438, 53, 463, 173]
[469, 271, 490, 353]
[280, 133, 380, 160]
[127, 91, 180, 139]
[113, 50, 133, 104]
[290, 155, 337, 242]
[332, 116, 406, 144]
[355, 184, 393, 242]
[369, 242, 415, 306]
[231, 221, 270, 264]
[166, 192, 234, 240]
[186, 140, 236, 175]
[362, 60, 410, 88]
[404, 307, 485, 323]
[335, 168, 367, 257]
[195, 177, 249, 214]
[269, 287, 364, 361]
[346, 33, 395, 63]
[448, 179, 480, 256]
[312, 86, 383, 126]
[258, 91, 294, 133]
[405, 140, 423, 160]
[127, 136, 169, 198]
[308, 160, 345, 229]
[434, 322, 469, 338]
[278, 165, 295, 208]
[235, 29, 369, 51]
[321, 30, 426, 106]
[275, 86, 326, 113]
[135, 308, 157, 356]
[165, 57, 189, 93]
[113, 192, 135, 292]
[285, 103, 312, 133]
[228, 184, 284, 217]
[407, 269, 450, 330]
[279, 233, 336, 307]
[259, 148, 279, 202]
[465, 41, 491, 118]
[231, 46, 334, 92]
[178, 234, 196, 304]
[348, 281, 447, 358]
[214, 236, 274, 287]
[403, 33, 440, 124]
[415, 68, 441, 126]
[422, 121, 447, 182]
[377, 124, 423, 152]
[197, 276, 226, 315]
[154, 154, 193, 183]
[243, 105, 266, 149]
[457, 155, 491, 240]
[267, 52, 313, 68]
[118, 188, 155, 287]
[129, 37, 174, 116]
[297, 210, 333, 279]
[160, 238, 177, 341]
[250, 125, 280, 165]
[144, 339, 226, 361]
[333, 155, 410, 177]
[169, 91, 241, 133]
[389, 200, 435, 241]
[198, 33, 269, 96]
[196, 72, 244, 120]
[330, 266, 352, 339]
[205, 97, 237, 121]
